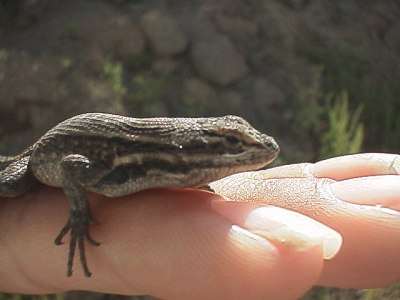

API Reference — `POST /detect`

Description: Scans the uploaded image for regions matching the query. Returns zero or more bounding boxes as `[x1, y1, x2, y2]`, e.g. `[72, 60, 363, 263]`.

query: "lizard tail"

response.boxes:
[0, 146, 34, 170]
[0, 146, 38, 197]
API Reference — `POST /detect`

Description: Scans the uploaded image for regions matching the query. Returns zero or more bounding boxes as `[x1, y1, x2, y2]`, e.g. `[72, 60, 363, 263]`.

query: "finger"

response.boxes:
[331, 175, 400, 209]
[210, 174, 400, 288]
[313, 153, 400, 180]
[0, 187, 323, 299]
[237, 153, 400, 181]
[235, 163, 315, 179]
[211, 201, 342, 260]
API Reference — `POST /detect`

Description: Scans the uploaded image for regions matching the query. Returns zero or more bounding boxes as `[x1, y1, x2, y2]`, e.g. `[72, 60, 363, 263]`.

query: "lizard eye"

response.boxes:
[225, 135, 241, 146]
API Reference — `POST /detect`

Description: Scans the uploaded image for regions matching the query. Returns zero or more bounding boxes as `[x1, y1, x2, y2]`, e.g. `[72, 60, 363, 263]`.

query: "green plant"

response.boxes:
[103, 59, 127, 99]
[298, 42, 399, 152]
[0, 49, 8, 61]
[319, 91, 364, 159]
[59, 57, 73, 68]
[125, 51, 154, 72]
[57, 25, 79, 40]
[361, 80, 400, 151]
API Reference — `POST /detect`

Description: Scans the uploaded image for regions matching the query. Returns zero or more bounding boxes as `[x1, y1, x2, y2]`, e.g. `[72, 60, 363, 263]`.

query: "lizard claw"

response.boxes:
[55, 211, 100, 277]
[54, 222, 71, 245]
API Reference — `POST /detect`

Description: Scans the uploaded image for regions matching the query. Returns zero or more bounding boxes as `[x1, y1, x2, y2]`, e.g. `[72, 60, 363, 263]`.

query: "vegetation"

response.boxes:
[319, 91, 364, 159]
[103, 59, 127, 100]
[299, 43, 399, 153]
[0, 49, 8, 61]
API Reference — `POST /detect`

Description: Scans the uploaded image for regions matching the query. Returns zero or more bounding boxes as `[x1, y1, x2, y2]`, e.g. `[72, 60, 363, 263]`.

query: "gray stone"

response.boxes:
[182, 77, 216, 105]
[385, 20, 400, 55]
[191, 34, 248, 86]
[0, 50, 123, 135]
[0, 51, 61, 110]
[141, 10, 188, 57]
[214, 14, 258, 35]
[83, 15, 145, 58]
[281, 0, 311, 10]
[152, 58, 180, 74]
[219, 90, 243, 111]
[253, 77, 285, 107]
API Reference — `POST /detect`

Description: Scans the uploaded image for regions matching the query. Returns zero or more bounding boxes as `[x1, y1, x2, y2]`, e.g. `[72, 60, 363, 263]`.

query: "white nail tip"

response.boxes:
[390, 157, 400, 174]
[245, 207, 342, 260]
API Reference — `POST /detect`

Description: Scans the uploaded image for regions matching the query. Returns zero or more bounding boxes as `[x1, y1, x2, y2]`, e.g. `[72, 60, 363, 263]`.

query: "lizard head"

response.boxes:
[130, 114, 280, 188]
[183, 115, 280, 171]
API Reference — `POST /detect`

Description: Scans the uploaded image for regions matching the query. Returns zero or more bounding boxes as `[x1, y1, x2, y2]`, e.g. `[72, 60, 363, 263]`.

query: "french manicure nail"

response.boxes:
[388, 155, 400, 174]
[244, 206, 342, 259]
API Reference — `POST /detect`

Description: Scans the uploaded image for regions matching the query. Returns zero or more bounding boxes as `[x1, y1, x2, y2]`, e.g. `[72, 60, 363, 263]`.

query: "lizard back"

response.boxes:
[28, 113, 279, 196]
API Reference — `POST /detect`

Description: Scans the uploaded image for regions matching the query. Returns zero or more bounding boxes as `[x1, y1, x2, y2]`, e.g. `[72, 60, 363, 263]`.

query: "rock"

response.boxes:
[385, 20, 400, 55]
[219, 90, 243, 111]
[0, 51, 65, 151]
[200, 0, 254, 19]
[0, 51, 61, 110]
[1, 0, 51, 29]
[214, 14, 258, 35]
[281, 0, 311, 10]
[182, 77, 216, 105]
[84, 78, 125, 113]
[141, 10, 188, 57]
[191, 34, 248, 86]
[83, 15, 145, 58]
[253, 77, 285, 107]
[258, 1, 297, 50]
[152, 58, 179, 74]
[84, 47, 107, 73]
[0, 50, 124, 149]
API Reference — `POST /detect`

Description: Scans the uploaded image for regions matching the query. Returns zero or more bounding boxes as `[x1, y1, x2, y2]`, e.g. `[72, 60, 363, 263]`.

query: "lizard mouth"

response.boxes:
[221, 140, 279, 165]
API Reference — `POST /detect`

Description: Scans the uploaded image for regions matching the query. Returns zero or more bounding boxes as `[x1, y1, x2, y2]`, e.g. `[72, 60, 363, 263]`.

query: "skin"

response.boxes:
[0, 153, 399, 299]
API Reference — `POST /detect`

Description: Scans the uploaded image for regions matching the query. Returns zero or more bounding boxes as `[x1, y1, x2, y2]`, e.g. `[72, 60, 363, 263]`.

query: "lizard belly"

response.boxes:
[30, 150, 64, 187]
[31, 160, 64, 187]
[90, 167, 231, 198]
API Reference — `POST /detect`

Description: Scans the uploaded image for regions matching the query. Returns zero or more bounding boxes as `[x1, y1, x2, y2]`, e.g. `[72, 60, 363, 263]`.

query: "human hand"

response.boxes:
[0, 153, 398, 299]
[0, 186, 324, 299]
[211, 152, 400, 288]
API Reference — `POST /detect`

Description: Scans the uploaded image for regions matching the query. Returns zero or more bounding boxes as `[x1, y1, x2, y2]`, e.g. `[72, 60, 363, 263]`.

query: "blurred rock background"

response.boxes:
[0, 0, 399, 299]
[1, 0, 399, 162]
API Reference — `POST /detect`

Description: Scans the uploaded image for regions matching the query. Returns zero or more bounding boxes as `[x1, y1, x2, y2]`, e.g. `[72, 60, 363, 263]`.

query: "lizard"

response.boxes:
[0, 113, 280, 277]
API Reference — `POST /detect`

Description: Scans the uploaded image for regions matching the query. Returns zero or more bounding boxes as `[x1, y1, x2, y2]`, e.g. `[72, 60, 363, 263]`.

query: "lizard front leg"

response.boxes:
[55, 154, 109, 277]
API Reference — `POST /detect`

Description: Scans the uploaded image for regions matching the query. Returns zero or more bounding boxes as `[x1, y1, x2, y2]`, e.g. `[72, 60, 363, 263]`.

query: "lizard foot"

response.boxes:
[54, 211, 100, 277]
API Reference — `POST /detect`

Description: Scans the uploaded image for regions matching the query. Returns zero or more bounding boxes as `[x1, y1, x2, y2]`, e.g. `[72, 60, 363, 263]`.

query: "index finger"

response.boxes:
[244, 153, 399, 181]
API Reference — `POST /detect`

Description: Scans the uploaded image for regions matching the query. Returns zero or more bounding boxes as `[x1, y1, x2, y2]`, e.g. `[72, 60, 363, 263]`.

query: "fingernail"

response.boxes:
[388, 156, 400, 174]
[229, 225, 277, 251]
[328, 176, 400, 210]
[245, 206, 342, 259]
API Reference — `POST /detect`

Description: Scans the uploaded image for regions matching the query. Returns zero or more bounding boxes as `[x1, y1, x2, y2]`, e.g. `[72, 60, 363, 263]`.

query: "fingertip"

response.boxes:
[314, 153, 400, 180]
[329, 175, 400, 210]
[211, 201, 342, 260]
